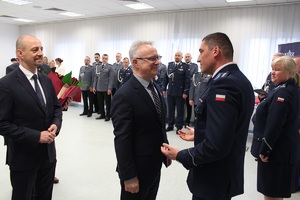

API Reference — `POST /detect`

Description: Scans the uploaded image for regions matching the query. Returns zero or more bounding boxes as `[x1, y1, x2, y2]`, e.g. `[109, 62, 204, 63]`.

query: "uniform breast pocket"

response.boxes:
[177, 68, 184, 75]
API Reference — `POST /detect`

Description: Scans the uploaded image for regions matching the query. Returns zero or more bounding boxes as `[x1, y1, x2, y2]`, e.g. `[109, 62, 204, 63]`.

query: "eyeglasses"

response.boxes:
[136, 56, 162, 62]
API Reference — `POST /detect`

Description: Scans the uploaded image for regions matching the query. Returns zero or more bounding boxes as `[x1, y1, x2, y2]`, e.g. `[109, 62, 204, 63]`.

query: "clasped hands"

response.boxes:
[161, 126, 195, 160]
[39, 124, 57, 144]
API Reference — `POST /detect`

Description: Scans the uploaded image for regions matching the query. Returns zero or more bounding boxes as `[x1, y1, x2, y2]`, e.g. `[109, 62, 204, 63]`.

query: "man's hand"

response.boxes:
[48, 124, 58, 135]
[92, 88, 97, 94]
[39, 130, 56, 144]
[161, 143, 180, 160]
[189, 100, 194, 106]
[62, 97, 73, 110]
[162, 91, 166, 97]
[178, 126, 194, 141]
[182, 94, 188, 99]
[124, 177, 139, 193]
[107, 89, 112, 95]
[259, 154, 269, 162]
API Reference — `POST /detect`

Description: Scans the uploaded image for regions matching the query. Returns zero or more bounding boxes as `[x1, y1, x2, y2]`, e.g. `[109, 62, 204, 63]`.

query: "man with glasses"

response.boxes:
[111, 41, 171, 200]
[163, 51, 190, 134]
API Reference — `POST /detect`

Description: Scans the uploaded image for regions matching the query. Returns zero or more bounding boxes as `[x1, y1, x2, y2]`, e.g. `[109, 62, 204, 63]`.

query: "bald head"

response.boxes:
[175, 51, 183, 63]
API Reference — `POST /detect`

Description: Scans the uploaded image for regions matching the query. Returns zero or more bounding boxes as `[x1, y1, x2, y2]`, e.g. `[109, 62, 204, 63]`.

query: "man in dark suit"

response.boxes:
[111, 41, 171, 200]
[163, 51, 190, 133]
[0, 35, 62, 200]
[161, 32, 254, 200]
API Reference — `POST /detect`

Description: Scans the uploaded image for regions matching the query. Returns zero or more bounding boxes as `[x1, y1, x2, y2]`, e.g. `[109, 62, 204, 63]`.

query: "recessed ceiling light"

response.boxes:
[226, 0, 253, 2]
[2, 0, 32, 5]
[13, 18, 35, 22]
[59, 12, 84, 17]
[125, 3, 153, 10]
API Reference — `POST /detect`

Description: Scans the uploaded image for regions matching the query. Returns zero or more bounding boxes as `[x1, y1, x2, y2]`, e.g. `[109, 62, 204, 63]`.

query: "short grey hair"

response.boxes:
[129, 41, 153, 64]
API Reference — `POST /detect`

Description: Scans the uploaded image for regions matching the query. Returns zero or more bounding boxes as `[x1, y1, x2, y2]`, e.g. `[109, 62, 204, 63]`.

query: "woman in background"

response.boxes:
[251, 56, 300, 200]
[49, 60, 56, 73]
[55, 57, 65, 75]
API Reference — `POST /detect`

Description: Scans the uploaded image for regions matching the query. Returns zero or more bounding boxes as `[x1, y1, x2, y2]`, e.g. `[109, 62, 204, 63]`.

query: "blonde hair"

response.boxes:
[272, 56, 300, 88]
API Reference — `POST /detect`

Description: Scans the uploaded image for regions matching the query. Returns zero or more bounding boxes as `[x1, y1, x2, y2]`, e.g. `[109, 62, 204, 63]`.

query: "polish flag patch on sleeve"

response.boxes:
[277, 97, 284, 103]
[215, 94, 226, 101]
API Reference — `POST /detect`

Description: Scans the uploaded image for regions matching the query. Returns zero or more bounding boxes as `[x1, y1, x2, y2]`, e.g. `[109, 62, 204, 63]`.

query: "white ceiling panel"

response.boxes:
[0, 0, 299, 25]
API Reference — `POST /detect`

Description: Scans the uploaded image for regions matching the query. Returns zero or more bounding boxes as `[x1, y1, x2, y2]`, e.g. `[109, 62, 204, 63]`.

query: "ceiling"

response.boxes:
[0, 0, 299, 25]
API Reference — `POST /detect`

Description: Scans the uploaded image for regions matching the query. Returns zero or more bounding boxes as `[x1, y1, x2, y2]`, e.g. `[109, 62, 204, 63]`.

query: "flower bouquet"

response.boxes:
[47, 71, 84, 108]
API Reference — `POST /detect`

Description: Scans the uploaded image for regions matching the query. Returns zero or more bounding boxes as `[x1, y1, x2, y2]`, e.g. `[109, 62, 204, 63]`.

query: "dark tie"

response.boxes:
[148, 81, 162, 121]
[32, 74, 45, 107]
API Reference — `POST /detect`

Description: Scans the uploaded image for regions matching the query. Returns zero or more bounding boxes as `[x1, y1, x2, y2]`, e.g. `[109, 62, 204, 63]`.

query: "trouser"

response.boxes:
[167, 95, 185, 129]
[81, 90, 93, 114]
[97, 91, 111, 117]
[10, 160, 56, 200]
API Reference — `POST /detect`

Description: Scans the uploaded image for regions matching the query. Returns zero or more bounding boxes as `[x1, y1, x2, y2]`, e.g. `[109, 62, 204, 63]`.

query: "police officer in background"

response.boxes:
[116, 57, 132, 89]
[91, 53, 102, 114]
[163, 51, 190, 134]
[79, 56, 94, 117]
[153, 55, 167, 89]
[184, 53, 198, 127]
[93, 54, 114, 121]
[112, 53, 123, 95]
[189, 71, 211, 123]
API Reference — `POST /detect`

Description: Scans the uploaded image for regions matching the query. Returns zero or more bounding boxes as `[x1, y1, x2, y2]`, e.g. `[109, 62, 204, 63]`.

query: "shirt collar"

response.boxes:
[212, 62, 234, 78]
[19, 64, 37, 80]
[133, 73, 150, 88]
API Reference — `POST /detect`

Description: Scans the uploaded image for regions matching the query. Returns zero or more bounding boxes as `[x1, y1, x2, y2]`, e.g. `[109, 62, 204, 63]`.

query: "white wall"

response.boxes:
[0, 23, 19, 78]
[18, 4, 300, 86]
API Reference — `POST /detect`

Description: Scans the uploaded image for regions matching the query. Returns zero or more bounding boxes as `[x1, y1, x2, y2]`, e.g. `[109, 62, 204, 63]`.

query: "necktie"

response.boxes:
[148, 81, 162, 121]
[32, 74, 45, 107]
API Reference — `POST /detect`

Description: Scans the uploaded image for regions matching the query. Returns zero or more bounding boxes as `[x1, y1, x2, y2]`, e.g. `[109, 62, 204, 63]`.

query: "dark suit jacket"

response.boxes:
[6, 63, 51, 75]
[111, 75, 168, 181]
[176, 64, 254, 199]
[0, 67, 62, 170]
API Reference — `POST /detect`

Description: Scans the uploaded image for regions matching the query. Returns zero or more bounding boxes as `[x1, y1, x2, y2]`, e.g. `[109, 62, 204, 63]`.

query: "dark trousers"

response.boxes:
[167, 95, 185, 129]
[97, 91, 111, 117]
[90, 92, 99, 113]
[120, 172, 161, 200]
[10, 160, 56, 200]
[185, 95, 192, 124]
[192, 194, 231, 200]
[81, 90, 93, 114]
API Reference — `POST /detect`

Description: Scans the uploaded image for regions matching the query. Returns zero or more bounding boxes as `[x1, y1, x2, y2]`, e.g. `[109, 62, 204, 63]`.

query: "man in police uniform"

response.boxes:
[184, 53, 198, 127]
[112, 53, 123, 95]
[116, 57, 132, 89]
[163, 51, 190, 133]
[91, 53, 102, 114]
[79, 56, 94, 117]
[153, 55, 167, 89]
[93, 54, 114, 121]
[161, 32, 254, 200]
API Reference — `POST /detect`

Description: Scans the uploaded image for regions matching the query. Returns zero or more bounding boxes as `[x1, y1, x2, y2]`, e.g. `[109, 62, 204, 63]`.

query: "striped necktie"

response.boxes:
[148, 81, 162, 121]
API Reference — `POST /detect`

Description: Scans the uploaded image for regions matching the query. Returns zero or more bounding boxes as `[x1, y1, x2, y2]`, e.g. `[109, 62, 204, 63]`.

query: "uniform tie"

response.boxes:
[148, 81, 162, 121]
[32, 74, 45, 107]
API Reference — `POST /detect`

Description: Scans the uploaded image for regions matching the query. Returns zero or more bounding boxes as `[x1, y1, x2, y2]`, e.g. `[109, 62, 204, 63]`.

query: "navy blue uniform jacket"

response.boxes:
[111, 75, 168, 181]
[176, 63, 254, 198]
[0, 68, 62, 170]
[251, 79, 300, 163]
[163, 62, 190, 96]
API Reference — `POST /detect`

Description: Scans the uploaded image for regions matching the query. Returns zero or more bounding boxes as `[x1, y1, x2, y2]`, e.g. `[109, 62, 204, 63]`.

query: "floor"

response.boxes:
[0, 104, 299, 200]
